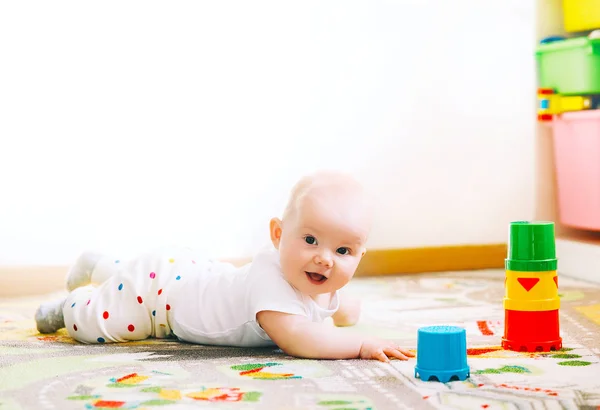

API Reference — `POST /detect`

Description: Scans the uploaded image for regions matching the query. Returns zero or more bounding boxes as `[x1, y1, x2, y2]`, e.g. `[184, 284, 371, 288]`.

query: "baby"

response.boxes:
[35, 171, 414, 362]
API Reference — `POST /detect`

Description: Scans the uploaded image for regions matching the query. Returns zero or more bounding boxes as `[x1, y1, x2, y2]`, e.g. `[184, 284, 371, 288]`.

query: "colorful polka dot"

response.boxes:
[97, 337, 105, 343]
[169, 258, 175, 263]
[103, 311, 109, 320]
[166, 304, 171, 311]
[149, 272, 156, 279]
[176, 275, 181, 280]
[192, 260, 196, 264]
[71, 303, 76, 308]
[86, 300, 91, 306]
[152, 310, 156, 316]
[118, 283, 123, 291]
[128, 324, 135, 332]
[137, 296, 143, 304]
[158, 289, 163, 296]
[115, 260, 120, 263]
[73, 324, 78, 331]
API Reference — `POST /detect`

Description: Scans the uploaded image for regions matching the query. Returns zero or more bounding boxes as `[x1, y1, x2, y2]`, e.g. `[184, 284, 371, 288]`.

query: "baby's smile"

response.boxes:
[305, 271, 328, 284]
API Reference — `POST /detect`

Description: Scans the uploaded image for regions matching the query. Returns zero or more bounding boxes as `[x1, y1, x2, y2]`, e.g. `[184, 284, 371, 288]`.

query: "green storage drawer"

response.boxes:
[536, 37, 600, 95]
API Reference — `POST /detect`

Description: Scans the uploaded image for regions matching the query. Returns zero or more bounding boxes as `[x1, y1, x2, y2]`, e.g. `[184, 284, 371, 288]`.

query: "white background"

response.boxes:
[0, 0, 536, 265]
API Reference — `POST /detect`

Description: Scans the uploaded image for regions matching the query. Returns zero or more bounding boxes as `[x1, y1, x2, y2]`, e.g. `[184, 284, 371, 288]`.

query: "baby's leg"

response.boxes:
[36, 252, 124, 334]
[66, 251, 122, 291]
[63, 274, 153, 344]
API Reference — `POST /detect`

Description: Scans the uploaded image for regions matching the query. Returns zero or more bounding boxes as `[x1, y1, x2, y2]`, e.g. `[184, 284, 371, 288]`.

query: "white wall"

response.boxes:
[0, 0, 537, 265]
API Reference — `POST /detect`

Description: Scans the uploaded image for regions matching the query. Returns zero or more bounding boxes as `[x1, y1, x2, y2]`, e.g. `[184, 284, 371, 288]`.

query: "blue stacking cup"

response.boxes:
[414, 325, 470, 383]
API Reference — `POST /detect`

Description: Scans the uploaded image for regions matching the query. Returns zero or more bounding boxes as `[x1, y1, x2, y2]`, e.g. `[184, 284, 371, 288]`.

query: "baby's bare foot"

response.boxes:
[35, 298, 66, 334]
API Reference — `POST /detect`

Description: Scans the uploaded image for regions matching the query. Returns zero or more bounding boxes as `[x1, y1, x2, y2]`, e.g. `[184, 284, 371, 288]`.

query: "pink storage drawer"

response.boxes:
[553, 110, 600, 231]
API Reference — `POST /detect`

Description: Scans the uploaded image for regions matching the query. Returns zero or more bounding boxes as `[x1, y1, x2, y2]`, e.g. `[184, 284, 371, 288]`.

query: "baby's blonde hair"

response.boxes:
[282, 170, 369, 223]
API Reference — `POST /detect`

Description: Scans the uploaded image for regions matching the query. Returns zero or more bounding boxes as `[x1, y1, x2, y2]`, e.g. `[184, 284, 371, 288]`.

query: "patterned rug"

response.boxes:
[1, 269, 600, 410]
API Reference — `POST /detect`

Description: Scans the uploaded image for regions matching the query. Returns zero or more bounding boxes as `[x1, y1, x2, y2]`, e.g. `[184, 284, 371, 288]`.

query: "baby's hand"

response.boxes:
[359, 337, 415, 363]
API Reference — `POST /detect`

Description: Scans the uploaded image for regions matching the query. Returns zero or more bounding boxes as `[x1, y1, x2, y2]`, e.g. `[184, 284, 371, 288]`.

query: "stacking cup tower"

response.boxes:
[502, 221, 562, 352]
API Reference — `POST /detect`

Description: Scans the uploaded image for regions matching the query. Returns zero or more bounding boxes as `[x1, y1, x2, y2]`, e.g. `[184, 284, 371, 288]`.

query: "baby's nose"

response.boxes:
[315, 252, 333, 267]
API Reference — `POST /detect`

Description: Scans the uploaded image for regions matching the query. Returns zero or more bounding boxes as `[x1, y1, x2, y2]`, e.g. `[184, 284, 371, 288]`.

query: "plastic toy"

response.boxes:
[501, 221, 562, 352]
[537, 88, 600, 121]
[539, 35, 566, 44]
[414, 325, 470, 383]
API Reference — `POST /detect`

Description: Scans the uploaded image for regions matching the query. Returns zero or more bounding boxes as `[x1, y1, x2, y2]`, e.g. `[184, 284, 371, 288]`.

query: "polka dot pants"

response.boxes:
[63, 278, 156, 343]
[63, 249, 196, 344]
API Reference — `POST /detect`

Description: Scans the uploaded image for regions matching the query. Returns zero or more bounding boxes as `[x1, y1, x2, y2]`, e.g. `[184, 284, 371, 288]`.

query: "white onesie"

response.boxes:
[63, 246, 340, 346]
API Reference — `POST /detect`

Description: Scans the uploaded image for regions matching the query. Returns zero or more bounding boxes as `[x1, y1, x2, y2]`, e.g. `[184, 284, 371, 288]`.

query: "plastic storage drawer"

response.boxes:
[552, 110, 600, 230]
[563, 0, 600, 32]
[536, 37, 600, 95]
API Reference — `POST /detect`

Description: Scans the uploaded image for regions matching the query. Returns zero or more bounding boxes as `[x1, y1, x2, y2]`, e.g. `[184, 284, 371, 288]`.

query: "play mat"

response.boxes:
[1, 268, 599, 409]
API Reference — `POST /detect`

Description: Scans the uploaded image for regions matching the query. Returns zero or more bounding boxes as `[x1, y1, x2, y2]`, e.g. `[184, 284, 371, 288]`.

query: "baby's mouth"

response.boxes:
[305, 271, 328, 284]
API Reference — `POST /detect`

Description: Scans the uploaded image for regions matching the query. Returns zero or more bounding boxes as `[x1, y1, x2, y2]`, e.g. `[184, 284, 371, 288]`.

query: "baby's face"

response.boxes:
[274, 192, 371, 296]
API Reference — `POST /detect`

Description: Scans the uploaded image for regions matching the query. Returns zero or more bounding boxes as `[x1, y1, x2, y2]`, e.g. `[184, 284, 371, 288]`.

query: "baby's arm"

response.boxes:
[331, 292, 361, 327]
[257, 310, 414, 362]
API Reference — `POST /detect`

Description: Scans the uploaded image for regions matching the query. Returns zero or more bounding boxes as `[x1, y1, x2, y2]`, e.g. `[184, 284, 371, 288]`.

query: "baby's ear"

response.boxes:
[269, 218, 283, 249]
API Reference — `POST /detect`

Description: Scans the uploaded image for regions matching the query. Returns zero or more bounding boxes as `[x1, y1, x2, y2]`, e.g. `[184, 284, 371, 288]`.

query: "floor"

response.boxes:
[1, 269, 600, 409]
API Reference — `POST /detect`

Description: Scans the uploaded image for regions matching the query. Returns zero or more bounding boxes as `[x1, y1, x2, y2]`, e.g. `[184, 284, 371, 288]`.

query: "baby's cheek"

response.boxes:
[333, 268, 354, 286]
[340, 257, 359, 273]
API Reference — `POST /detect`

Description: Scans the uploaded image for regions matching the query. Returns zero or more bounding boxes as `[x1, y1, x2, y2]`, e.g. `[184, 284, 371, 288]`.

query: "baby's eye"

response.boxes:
[304, 235, 317, 245]
[336, 247, 350, 255]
